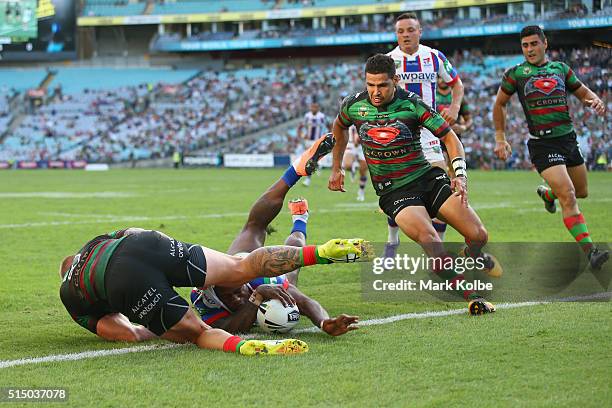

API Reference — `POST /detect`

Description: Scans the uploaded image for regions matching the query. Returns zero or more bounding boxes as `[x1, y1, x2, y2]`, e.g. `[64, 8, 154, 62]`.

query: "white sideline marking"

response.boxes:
[0, 292, 608, 369]
[0, 192, 137, 199]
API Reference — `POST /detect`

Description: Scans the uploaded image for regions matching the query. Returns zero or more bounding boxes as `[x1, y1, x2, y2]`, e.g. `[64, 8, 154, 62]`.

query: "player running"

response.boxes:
[493, 26, 608, 270]
[328, 54, 499, 315]
[385, 12, 465, 249]
[297, 102, 331, 186]
[58, 221, 368, 355]
[342, 125, 369, 201]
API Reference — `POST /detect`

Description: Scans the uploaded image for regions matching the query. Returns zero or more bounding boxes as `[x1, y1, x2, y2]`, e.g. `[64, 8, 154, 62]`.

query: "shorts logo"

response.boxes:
[547, 153, 565, 163]
[169, 239, 184, 258]
[131, 287, 163, 320]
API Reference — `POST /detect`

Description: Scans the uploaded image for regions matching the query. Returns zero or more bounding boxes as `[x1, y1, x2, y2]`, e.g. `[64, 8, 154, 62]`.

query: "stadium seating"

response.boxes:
[0, 48, 609, 169]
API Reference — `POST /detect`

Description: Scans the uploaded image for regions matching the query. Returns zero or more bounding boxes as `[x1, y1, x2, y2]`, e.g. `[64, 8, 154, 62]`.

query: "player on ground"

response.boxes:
[493, 26, 608, 269]
[192, 196, 359, 336]
[297, 102, 331, 186]
[192, 134, 360, 335]
[59, 223, 368, 355]
[342, 125, 369, 201]
[437, 75, 473, 184]
[385, 12, 465, 250]
[329, 54, 499, 314]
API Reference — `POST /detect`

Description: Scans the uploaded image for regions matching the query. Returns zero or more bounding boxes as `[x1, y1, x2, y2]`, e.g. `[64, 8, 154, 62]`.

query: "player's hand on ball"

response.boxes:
[494, 140, 512, 161]
[321, 314, 359, 336]
[451, 176, 468, 207]
[256, 285, 295, 307]
[328, 168, 345, 192]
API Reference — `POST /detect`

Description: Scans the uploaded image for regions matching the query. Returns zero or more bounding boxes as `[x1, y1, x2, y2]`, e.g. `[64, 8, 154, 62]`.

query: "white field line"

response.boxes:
[1, 292, 608, 369]
[0, 200, 548, 229]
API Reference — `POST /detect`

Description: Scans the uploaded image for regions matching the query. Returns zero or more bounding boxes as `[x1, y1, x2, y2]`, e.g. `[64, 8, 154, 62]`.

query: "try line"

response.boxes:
[1, 292, 609, 369]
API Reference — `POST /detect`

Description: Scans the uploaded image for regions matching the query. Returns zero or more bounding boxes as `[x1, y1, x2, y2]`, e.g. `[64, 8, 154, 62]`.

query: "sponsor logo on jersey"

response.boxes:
[366, 127, 400, 144]
[398, 72, 437, 83]
[524, 74, 565, 97]
[363, 145, 410, 159]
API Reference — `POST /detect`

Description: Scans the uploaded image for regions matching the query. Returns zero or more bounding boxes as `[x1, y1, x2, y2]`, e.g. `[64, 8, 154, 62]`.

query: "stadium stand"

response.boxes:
[83, 0, 146, 17]
[1, 47, 608, 170]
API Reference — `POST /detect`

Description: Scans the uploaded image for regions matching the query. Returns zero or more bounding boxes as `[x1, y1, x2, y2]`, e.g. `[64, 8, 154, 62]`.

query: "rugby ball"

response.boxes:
[256, 299, 300, 333]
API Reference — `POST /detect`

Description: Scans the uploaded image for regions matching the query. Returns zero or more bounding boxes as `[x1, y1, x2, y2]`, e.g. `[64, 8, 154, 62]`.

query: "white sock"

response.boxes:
[387, 226, 400, 244]
[292, 212, 309, 224]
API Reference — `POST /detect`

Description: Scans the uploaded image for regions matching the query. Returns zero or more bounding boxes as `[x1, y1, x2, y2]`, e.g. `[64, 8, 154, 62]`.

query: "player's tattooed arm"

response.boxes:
[244, 246, 304, 277]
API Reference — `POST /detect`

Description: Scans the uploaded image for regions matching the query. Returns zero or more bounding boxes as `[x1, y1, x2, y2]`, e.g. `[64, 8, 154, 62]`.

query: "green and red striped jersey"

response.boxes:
[337, 87, 450, 195]
[435, 91, 470, 117]
[500, 60, 582, 138]
[59, 229, 128, 333]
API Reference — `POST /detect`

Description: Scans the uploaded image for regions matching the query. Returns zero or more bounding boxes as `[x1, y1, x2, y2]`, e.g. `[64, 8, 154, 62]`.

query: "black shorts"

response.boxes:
[379, 167, 453, 219]
[104, 231, 208, 335]
[527, 132, 585, 173]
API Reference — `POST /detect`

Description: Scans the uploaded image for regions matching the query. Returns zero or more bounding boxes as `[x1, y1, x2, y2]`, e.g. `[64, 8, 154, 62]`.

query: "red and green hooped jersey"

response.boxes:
[500, 60, 582, 138]
[337, 87, 450, 196]
[435, 91, 470, 117]
[59, 229, 128, 333]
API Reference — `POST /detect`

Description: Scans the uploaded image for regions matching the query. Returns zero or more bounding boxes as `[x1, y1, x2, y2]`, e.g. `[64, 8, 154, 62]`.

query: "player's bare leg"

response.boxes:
[356, 159, 368, 201]
[284, 198, 310, 285]
[228, 133, 335, 255]
[227, 179, 290, 255]
[162, 308, 308, 355]
[567, 163, 588, 198]
[540, 164, 607, 269]
[435, 194, 502, 277]
[393, 206, 495, 313]
[205, 238, 368, 288]
[430, 160, 450, 240]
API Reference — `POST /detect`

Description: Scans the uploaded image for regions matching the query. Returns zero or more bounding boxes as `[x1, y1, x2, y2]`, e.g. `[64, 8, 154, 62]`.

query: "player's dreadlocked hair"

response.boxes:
[365, 54, 396, 79]
[520, 25, 546, 42]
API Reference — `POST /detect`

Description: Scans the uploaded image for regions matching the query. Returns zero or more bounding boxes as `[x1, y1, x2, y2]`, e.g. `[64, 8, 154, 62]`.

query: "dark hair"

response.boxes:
[365, 54, 396, 79]
[396, 12, 418, 23]
[520, 25, 546, 42]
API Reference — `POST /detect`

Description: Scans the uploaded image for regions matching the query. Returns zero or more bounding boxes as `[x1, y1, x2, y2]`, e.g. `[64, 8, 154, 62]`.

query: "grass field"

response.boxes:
[0, 168, 610, 407]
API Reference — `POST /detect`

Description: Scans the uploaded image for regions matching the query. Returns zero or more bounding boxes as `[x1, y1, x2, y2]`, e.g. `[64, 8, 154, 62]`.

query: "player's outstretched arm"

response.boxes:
[572, 84, 606, 115]
[492, 88, 513, 161]
[289, 285, 358, 336]
[328, 118, 349, 192]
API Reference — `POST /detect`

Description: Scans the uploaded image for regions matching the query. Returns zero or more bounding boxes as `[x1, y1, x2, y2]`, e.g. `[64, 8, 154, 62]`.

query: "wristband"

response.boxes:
[319, 319, 326, 330]
[248, 292, 263, 307]
[451, 157, 467, 178]
[495, 130, 506, 142]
